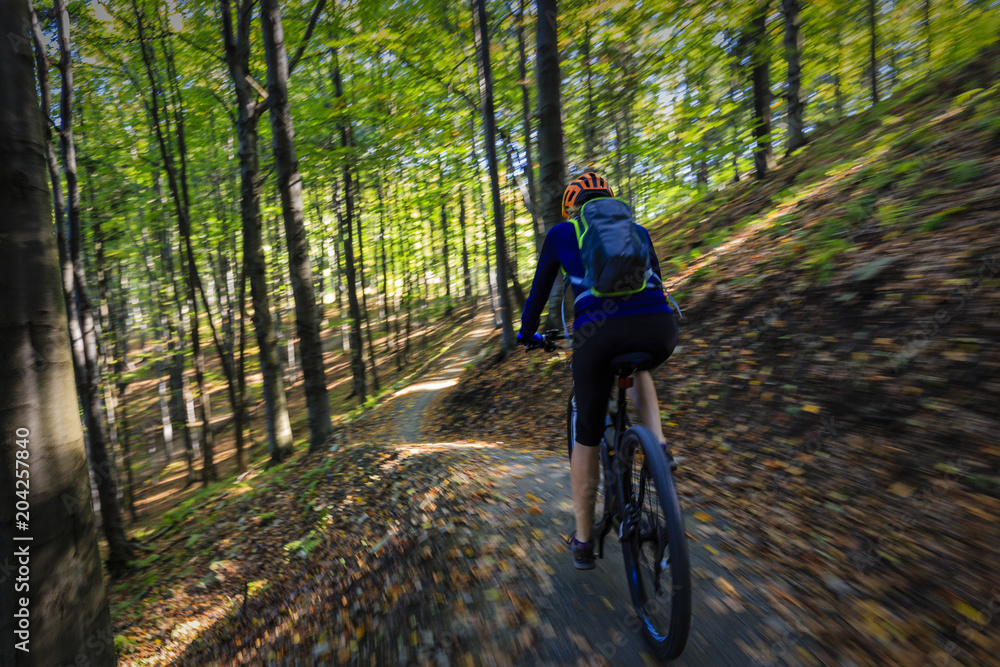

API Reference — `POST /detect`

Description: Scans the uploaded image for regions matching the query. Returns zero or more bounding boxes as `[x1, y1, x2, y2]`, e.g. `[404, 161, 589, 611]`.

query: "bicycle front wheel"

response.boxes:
[619, 425, 691, 660]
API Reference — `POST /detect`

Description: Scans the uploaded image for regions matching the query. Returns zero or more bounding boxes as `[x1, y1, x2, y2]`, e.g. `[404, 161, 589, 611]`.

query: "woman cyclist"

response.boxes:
[516, 172, 679, 570]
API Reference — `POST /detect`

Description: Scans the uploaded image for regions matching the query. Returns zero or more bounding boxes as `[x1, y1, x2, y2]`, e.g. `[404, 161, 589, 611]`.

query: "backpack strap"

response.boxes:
[570, 215, 587, 247]
[573, 272, 663, 305]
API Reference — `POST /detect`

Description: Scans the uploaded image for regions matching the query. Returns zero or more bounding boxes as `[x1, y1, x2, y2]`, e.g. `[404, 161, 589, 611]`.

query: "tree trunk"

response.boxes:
[260, 0, 333, 449]
[475, 0, 516, 354]
[923, 0, 932, 71]
[112, 266, 138, 521]
[133, 1, 218, 484]
[56, 0, 134, 571]
[868, 0, 879, 105]
[833, 19, 845, 118]
[441, 200, 452, 303]
[353, 179, 380, 393]
[331, 47, 367, 409]
[1, 0, 114, 659]
[749, 0, 775, 179]
[377, 173, 393, 344]
[471, 111, 499, 323]
[535, 0, 567, 231]
[163, 228, 196, 482]
[233, 246, 249, 472]
[535, 0, 568, 330]
[507, 176, 518, 280]
[460, 195, 472, 299]
[782, 0, 806, 154]
[581, 21, 597, 166]
[516, 0, 542, 248]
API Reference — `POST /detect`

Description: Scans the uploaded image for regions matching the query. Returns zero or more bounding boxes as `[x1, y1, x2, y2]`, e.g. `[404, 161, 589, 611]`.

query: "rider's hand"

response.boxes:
[518, 331, 543, 350]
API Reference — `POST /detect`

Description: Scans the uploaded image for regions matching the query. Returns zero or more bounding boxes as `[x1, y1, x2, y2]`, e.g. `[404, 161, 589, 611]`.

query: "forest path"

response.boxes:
[373, 318, 818, 666]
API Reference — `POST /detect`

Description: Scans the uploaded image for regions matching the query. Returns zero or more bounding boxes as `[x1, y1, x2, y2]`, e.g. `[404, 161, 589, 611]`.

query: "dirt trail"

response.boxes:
[374, 315, 821, 666]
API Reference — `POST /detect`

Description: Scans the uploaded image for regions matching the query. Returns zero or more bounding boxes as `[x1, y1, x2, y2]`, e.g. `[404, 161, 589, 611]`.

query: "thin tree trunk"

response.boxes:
[868, 0, 879, 105]
[535, 0, 567, 231]
[833, 19, 845, 118]
[377, 172, 393, 345]
[442, 200, 452, 305]
[887, 0, 898, 92]
[924, 0, 932, 71]
[535, 0, 567, 330]
[581, 21, 597, 166]
[507, 175, 518, 280]
[331, 46, 366, 408]
[353, 179, 380, 393]
[1, 0, 114, 659]
[163, 226, 196, 482]
[232, 246, 249, 472]
[472, 113, 498, 322]
[57, 0, 134, 572]
[133, 1, 217, 484]
[260, 0, 333, 449]
[728, 58, 742, 183]
[475, 0, 516, 355]
[750, 0, 775, 179]
[782, 0, 806, 154]
[516, 0, 542, 248]
[460, 195, 472, 299]
[112, 266, 138, 521]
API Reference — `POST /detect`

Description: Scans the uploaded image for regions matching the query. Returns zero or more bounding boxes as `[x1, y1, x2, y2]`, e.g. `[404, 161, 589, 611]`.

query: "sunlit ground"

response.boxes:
[392, 378, 459, 397]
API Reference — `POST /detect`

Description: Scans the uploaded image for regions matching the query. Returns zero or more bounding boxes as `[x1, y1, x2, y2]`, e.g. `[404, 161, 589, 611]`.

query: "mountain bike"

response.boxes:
[536, 329, 691, 660]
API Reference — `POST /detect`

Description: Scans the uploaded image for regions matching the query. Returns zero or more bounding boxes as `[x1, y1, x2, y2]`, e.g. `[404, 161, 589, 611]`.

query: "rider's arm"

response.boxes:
[519, 229, 563, 337]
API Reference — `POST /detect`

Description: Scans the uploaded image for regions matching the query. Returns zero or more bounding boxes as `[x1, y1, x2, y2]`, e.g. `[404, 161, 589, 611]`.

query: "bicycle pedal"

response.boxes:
[661, 447, 679, 471]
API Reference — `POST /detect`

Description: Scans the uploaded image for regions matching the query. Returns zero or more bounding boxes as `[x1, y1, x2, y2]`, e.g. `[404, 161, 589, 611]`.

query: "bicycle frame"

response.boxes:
[593, 374, 637, 559]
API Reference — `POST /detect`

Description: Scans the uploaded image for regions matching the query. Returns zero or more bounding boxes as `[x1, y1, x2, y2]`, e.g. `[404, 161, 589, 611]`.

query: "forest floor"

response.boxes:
[108, 47, 1000, 666]
[110, 312, 826, 667]
[113, 298, 481, 537]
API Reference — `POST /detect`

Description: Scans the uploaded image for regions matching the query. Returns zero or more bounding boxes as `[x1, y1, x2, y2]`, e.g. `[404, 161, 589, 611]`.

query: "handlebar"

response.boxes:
[531, 329, 571, 352]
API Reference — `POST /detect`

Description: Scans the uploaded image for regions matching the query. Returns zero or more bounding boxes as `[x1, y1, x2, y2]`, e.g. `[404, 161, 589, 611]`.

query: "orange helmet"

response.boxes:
[562, 172, 614, 218]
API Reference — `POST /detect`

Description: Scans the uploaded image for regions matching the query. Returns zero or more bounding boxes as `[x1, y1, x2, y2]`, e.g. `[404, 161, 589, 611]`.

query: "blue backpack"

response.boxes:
[570, 197, 661, 301]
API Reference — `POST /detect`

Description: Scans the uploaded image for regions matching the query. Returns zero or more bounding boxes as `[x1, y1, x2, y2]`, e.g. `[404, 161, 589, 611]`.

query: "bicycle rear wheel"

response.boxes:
[619, 425, 691, 660]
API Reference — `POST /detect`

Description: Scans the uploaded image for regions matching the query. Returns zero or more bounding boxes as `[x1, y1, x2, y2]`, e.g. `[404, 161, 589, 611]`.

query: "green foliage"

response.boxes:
[688, 265, 717, 286]
[803, 240, 850, 285]
[820, 218, 848, 242]
[915, 186, 949, 205]
[895, 123, 940, 153]
[876, 201, 914, 227]
[769, 213, 796, 239]
[920, 207, 967, 233]
[131, 553, 160, 568]
[946, 159, 982, 186]
[890, 158, 924, 185]
[844, 201, 871, 227]
[284, 529, 324, 558]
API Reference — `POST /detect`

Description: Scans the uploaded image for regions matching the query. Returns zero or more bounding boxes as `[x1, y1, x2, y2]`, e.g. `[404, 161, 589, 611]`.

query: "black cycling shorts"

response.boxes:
[570, 311, 679, 448]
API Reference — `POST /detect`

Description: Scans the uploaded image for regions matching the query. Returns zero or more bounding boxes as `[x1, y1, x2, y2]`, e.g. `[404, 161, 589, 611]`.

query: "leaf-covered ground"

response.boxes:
[427, 47, 1000, 667]
[110, 315, 826, 667]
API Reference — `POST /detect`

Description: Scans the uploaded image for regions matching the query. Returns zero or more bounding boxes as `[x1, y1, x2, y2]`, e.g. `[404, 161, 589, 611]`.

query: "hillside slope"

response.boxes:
[429, 46, 1000, 665]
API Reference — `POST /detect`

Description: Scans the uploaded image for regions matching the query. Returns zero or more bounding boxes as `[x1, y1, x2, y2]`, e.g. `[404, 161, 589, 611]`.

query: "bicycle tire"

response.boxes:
[618, 424, 691, 660]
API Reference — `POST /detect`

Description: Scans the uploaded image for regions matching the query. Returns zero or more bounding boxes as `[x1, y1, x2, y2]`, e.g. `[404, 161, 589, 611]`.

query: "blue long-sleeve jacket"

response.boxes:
[519, 220, 671, 336]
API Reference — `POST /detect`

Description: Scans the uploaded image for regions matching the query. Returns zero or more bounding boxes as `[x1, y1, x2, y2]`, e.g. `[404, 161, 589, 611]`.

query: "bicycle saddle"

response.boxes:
[608, 352, 655, 376]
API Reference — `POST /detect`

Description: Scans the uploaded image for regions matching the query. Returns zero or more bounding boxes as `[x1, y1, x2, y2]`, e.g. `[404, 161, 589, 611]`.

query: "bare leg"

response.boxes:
[628, 371, 664, 443]
[570, 441, 600, 541]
